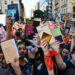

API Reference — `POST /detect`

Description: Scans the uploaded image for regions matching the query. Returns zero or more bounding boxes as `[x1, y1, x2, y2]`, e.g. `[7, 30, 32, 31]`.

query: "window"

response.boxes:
[5, 1, 7, 4]
[66, 8, 67, 13]
[73, 6, 75, 12]
[11, 1, 13, 4]
[5, 9, 7, 14]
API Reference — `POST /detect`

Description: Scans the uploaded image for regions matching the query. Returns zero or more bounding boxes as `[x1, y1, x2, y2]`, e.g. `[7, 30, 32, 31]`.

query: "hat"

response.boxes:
[71, 47, 75, 54]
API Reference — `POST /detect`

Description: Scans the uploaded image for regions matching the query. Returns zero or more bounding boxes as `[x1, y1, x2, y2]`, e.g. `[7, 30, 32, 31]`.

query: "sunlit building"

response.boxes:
[0, 0, 24, 21]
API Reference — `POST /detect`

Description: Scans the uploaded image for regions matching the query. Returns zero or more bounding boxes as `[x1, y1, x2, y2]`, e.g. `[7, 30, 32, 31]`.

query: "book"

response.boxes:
[25, 20, 40, 39]
[1, 39, 19, 64]
[37, 23, 55, 44]
[0, 27, 6, 42]
[51, 26, 64, 44]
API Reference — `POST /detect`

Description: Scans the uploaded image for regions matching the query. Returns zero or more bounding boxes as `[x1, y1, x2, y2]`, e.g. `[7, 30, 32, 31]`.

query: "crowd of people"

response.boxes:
[0, 15, 75, 75]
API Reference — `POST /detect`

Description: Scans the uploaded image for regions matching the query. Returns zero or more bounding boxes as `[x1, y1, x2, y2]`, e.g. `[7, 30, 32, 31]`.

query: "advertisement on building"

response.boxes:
[8, 4, 19, 22]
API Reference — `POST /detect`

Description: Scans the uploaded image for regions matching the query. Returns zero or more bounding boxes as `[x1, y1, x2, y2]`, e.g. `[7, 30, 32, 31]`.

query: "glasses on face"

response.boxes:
[18, 47, 26, 51]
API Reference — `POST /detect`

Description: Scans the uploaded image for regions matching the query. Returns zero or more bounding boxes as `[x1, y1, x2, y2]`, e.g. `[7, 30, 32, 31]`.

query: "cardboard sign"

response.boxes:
[1, 39, 19, 64]
[51, 26, 64, 43]
[37, 23, 55, 44]
[0, 14, 6, 26]
[62, 14, 72, 20]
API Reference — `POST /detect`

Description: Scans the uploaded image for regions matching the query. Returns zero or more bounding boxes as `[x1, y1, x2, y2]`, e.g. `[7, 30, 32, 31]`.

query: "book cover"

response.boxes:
[1, 39, 19, 64]
[37, 23, 55, 44]
[51, 26, 64, 44]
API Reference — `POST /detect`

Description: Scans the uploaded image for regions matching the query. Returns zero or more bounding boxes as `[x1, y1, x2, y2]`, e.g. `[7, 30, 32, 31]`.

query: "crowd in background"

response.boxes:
[0, 15, 75, 75]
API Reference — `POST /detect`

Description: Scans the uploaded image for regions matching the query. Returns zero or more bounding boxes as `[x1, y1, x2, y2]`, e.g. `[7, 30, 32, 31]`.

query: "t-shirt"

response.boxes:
[64, 61, 75, 75]
[33, 47, 48, 75]
[20, 63, 31, 75]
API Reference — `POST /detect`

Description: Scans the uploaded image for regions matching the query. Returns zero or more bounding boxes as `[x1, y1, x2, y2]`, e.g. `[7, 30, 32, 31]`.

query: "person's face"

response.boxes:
[18, 44, 27, 58]
[62, 49, 69, 58]
[71, 53, 75, 62]
[19, 30, 22, 33]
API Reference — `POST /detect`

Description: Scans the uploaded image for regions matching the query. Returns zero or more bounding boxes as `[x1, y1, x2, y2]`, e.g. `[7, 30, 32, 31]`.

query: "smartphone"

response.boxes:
[0, 14, 6, 26]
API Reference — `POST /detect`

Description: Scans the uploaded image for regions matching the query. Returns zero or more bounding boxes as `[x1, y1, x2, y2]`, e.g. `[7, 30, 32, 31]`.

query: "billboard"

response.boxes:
[8, 4, 19, 22]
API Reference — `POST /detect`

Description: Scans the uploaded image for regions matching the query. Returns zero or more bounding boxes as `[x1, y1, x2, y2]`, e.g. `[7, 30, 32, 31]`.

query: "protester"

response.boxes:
[0, 11, 75, 75]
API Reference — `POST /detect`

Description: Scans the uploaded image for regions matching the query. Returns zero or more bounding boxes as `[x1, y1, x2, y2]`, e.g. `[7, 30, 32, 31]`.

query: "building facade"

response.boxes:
[54, 0, 75, 18]
[0, 0, 24, 21]
[0, 0, 2, 13]
[40, 0, 53, 20]
[31, 9, 34, 17]
[35, 2, 40, 10]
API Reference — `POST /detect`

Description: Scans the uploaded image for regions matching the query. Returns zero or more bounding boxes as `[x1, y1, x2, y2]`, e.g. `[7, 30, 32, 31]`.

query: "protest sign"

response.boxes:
[0, 14, 6, 26]
[1, 39, 19, 64]
[37, 23, 55, 44]
[62, 14, 72, 21]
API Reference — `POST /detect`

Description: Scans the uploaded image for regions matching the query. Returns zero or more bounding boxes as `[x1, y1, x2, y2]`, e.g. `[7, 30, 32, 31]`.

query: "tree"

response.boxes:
[33, 10, 44, 18]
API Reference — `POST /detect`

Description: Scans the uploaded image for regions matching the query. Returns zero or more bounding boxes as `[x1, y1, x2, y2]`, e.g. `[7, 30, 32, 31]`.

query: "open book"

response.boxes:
[1, 39, 19, 64]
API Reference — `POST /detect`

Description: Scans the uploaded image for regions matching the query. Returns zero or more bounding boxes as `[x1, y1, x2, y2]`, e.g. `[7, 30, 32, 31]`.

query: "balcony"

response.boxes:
[61, 4, 67, 8]
[55, 1, 58, 6]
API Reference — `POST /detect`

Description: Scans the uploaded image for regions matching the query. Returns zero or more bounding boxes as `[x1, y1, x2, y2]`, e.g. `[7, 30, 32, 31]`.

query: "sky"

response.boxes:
[22, 0, 39, 18]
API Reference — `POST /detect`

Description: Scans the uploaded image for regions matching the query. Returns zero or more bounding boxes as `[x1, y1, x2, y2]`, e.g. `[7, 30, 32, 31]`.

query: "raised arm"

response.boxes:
[51, 42, 67, 70]
[6, 15, 13, 40]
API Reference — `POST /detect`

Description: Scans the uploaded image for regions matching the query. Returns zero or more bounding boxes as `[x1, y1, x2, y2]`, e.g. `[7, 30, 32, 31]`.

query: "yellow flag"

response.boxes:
[71, 0, 75, 5]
